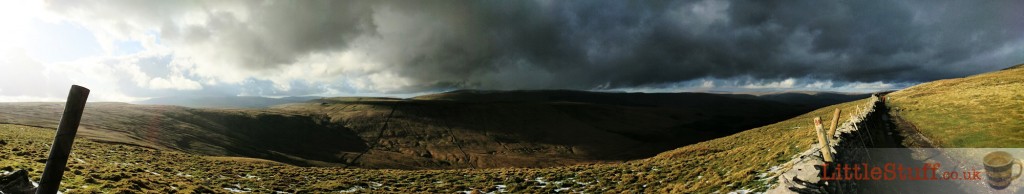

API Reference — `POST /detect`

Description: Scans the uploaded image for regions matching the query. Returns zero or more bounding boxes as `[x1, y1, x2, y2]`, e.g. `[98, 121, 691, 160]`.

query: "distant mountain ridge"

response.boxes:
[721, 91, 873, 108]
[418, 89, 870, 108]
[134, 90, 868, 109]
[136, 96, 320, 108]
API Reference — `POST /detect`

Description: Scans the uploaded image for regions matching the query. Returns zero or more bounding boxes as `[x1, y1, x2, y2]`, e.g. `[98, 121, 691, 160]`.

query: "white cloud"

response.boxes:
[0, 0, 45, 50]
[148, 76, 202, 90]
[0, 49, 73, 99]
[0, 95, 65, 102]
[845, 82, 895, 90]
[742, 78, 797, 89]
[604, 76, 913, 94]
[805, 80, 835, 89]
[36, 0, 412, 95]
[700, 79, 715, 88]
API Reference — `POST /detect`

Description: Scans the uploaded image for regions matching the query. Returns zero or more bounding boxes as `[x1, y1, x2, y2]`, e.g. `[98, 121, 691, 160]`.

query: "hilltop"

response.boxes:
[886, 63, 1024, 147]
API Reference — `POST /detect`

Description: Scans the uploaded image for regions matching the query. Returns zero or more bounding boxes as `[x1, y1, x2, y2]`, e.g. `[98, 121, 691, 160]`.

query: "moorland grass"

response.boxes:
[887, 65, 1024, 148]
[0, 98, 874, 193]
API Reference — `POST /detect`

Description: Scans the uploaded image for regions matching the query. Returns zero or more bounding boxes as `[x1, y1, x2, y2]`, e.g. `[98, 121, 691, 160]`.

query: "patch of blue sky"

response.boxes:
[112, 40, 144, 56]
[24, 18, 103, 63]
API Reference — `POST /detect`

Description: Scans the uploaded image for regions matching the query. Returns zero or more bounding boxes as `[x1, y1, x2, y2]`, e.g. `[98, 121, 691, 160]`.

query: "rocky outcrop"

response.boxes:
[0, 170, 37, 194]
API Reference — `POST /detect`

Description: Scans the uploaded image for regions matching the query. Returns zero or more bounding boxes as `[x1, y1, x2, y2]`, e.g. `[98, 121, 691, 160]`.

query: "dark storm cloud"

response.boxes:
[360, 0, 1024, 91]
[161, 1, 377, 69]
[47, 0, 1024, 93]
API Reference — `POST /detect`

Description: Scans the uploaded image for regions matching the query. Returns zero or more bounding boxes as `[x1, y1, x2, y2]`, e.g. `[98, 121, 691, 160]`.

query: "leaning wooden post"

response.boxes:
[827, 108, 841, 139]
[814, 117, 833, 162]
[37, 85, 89, 194]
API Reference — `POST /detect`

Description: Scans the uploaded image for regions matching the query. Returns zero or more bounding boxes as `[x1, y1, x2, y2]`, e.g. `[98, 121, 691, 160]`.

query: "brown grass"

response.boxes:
[887, 65, 1024, 147]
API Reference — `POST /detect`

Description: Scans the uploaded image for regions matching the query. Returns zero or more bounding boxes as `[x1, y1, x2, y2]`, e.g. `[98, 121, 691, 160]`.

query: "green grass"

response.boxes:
[0, 97, 874, 193]
[887, 65, 1024, 147]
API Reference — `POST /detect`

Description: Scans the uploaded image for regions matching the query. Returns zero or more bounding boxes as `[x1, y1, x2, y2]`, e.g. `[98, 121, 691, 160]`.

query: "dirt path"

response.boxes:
[831, 99, 966, 193]
[772, 96, 964, 193]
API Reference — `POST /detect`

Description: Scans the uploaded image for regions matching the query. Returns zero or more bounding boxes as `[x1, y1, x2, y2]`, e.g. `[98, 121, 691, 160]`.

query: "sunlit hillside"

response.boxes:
[887, 64, 1024, 147]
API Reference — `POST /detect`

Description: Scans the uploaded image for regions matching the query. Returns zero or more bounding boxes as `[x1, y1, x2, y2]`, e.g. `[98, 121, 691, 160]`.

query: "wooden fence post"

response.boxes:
[814, 117, 833, 162]
[827, 108, 841, 139]
[36, 85, 89, 194]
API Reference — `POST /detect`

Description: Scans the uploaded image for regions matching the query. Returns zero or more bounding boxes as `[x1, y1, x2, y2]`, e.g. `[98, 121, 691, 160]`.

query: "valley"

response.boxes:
[0, 91, 864, 169]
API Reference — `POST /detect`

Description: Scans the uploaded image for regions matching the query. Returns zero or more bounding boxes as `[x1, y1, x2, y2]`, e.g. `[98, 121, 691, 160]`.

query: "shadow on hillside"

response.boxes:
[179, 110, 369, 166]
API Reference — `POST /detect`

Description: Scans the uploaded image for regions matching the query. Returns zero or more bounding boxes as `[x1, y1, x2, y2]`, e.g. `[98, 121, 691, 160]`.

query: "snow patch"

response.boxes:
[223, 187, 250, 193]
[369, 181, 383, 188]
[534, 177, 547, 185]
[338, 186, 364, 193]
[728, 189, 757, 194]
[554, 187, 571, 192]
[223, 184, 251, 193]
[494, 184, 508, 193]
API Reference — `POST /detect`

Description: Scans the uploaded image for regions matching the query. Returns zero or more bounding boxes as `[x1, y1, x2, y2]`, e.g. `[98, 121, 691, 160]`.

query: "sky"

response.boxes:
[0, 0, 1022, 102]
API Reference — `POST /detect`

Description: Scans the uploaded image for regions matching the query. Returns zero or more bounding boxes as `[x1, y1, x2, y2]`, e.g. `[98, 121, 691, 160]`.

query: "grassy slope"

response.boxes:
[0, 103, 368, 167]
[648, 98, 872, 192]
[887, 65, 1024, 147]
[0, 98, 872, 193]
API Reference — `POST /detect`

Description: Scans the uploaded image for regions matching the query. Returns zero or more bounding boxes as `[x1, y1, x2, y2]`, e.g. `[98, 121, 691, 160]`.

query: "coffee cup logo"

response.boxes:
[984, 151, 1023, 190]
